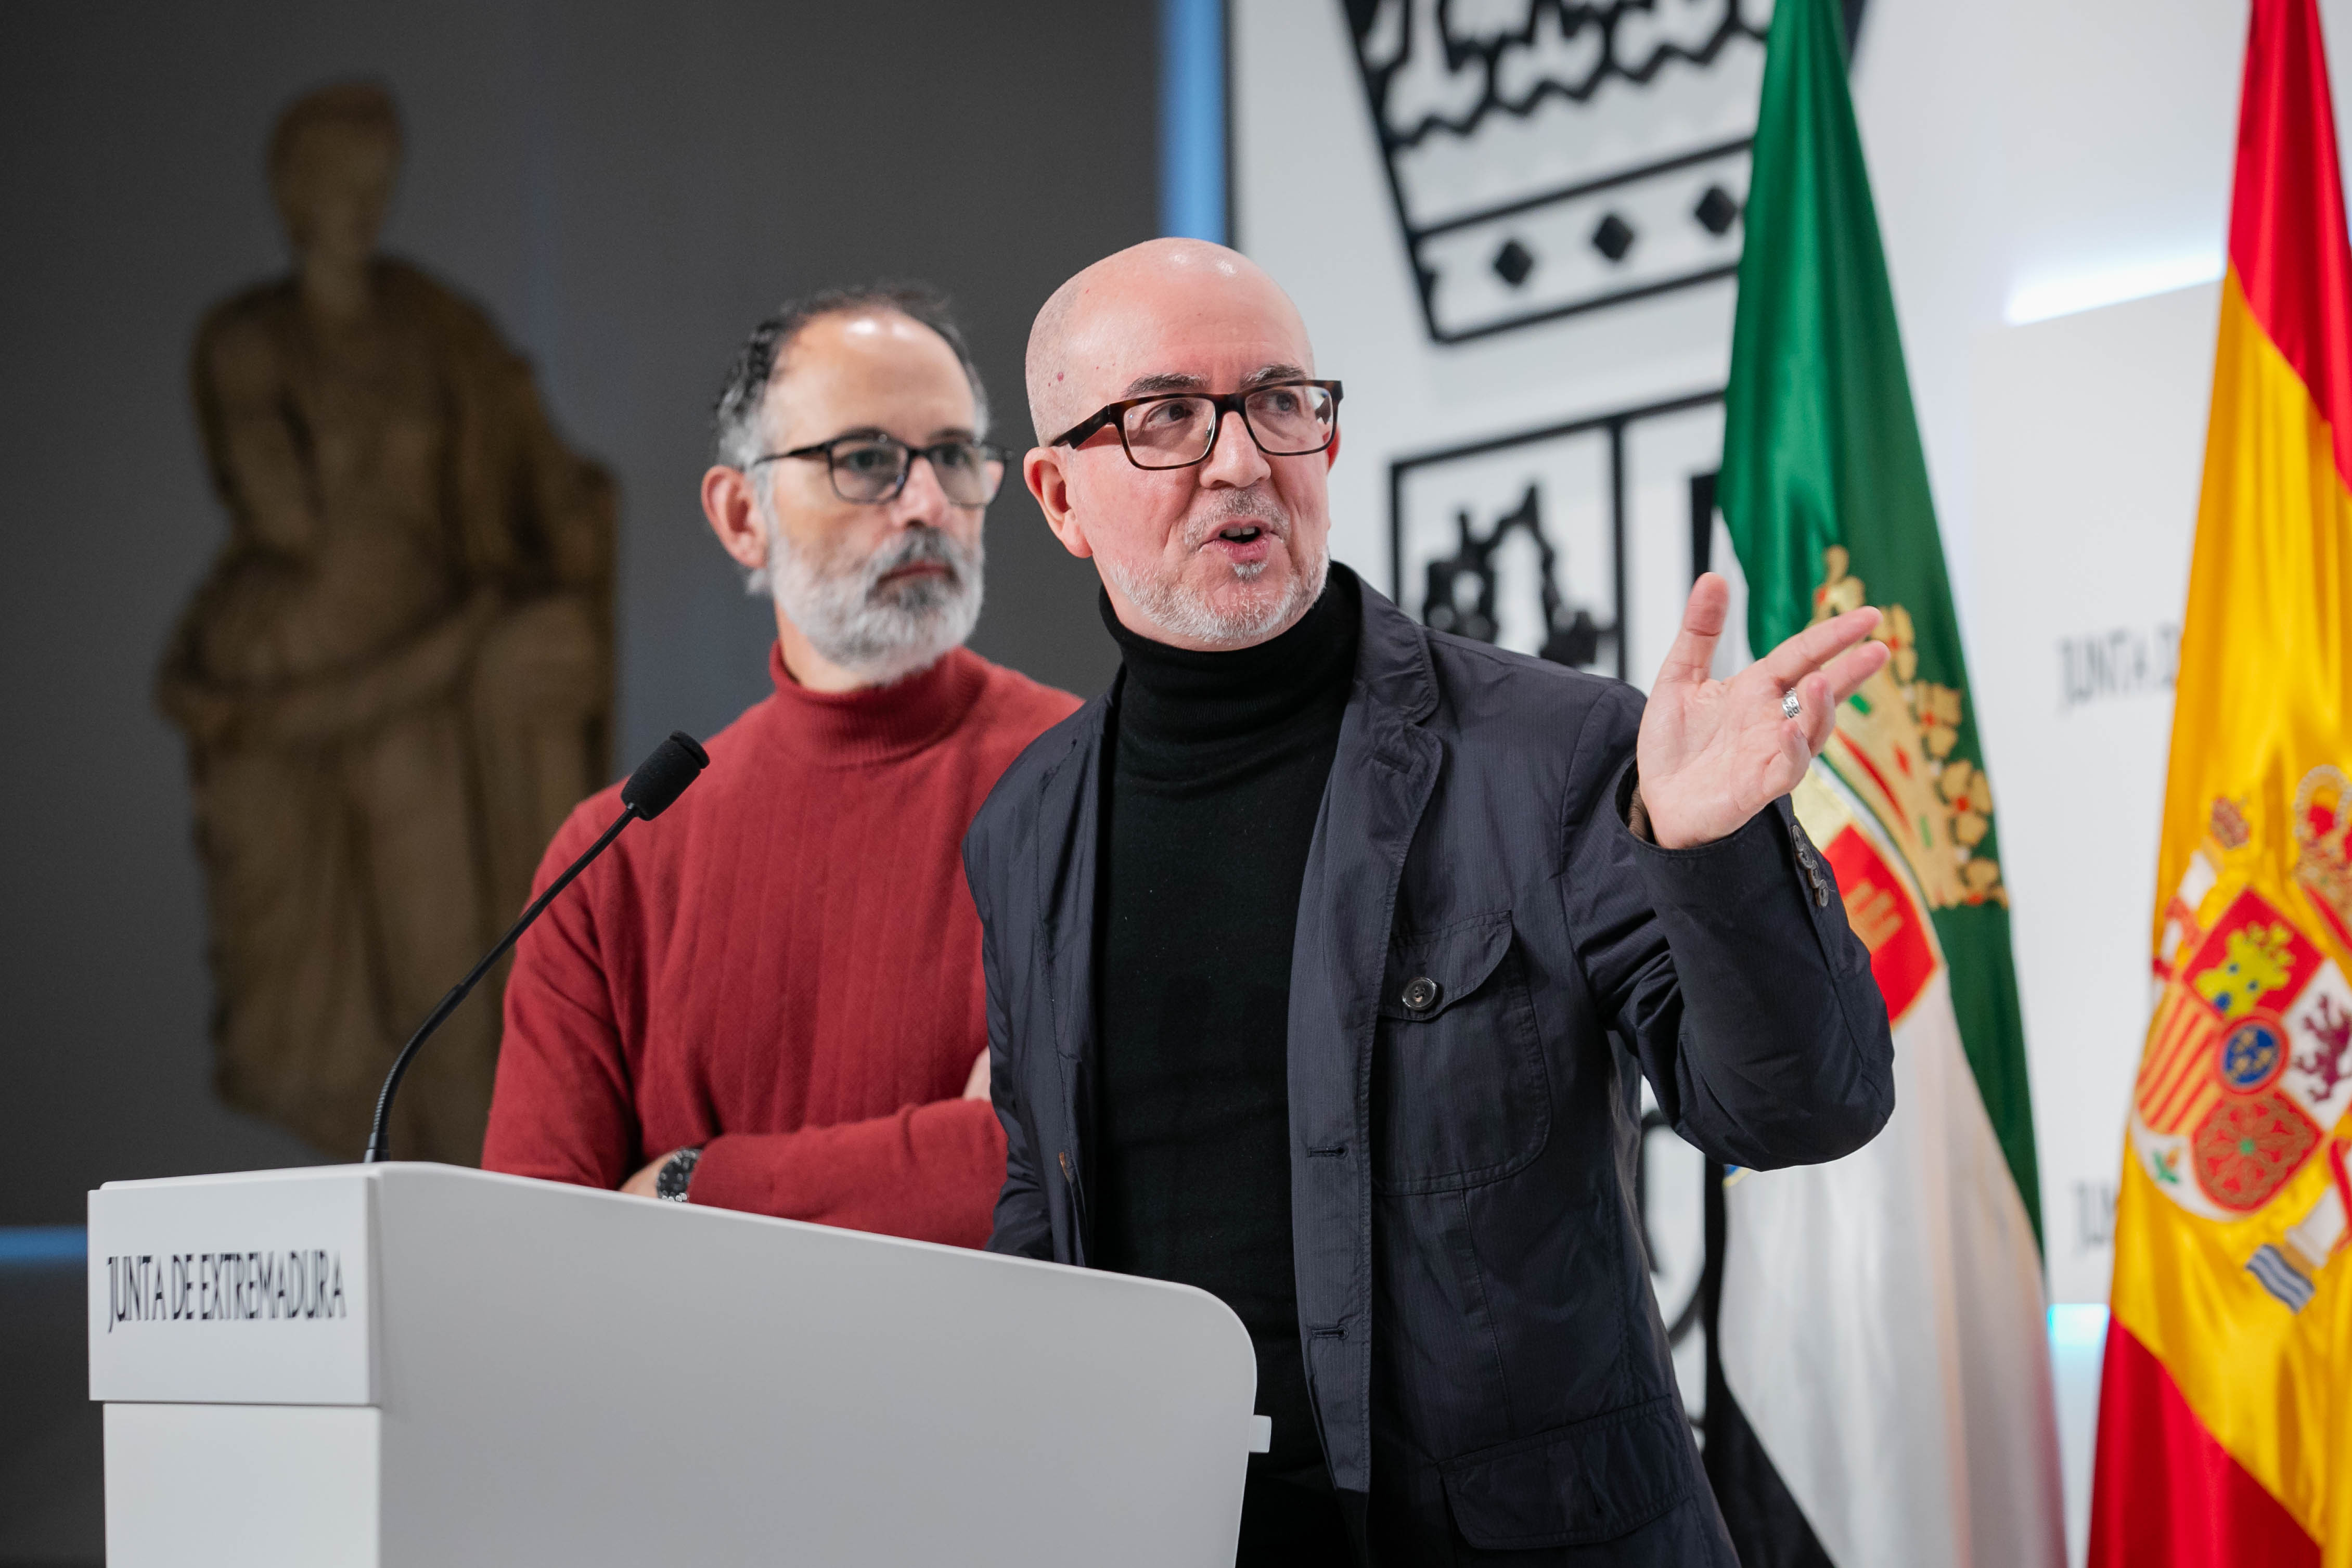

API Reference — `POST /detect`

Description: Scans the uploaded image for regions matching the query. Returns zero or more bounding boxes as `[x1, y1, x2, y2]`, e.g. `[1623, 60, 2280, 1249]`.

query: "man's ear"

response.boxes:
[1325, 427, 1342, 470]
[702, 465, 769, 572]
[1024, 446, 1094, 561]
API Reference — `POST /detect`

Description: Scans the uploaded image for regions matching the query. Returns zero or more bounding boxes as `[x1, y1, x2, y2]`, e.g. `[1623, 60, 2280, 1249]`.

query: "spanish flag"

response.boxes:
[2090, 3, 2352, 1564]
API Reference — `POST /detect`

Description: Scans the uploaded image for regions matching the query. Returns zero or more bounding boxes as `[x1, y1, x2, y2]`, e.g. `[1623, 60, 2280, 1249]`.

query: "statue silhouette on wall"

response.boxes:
[1419, 483, 1606, 669]
[156, 81, 615, 1163]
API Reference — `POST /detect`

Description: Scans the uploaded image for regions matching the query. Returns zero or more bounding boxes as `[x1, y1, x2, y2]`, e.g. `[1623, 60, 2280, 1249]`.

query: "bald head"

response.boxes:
[1019, 239, 1337, 652]
[1024, 239, 1314, 445]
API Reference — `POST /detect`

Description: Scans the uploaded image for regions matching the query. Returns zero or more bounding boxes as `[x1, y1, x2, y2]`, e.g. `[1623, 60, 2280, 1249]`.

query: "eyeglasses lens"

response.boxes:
[1244, 384, 1335, 455]
[922, 441, 1002, 505]
[1120, 398, 1219, 468]
[830, 440, 909, 502]
[1116, 385, 1337, 469]
[828, 439, 1001, 506]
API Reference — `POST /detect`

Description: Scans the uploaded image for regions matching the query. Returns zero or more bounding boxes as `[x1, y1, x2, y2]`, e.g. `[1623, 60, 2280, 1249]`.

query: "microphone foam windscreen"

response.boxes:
[621, 731, 710, 819]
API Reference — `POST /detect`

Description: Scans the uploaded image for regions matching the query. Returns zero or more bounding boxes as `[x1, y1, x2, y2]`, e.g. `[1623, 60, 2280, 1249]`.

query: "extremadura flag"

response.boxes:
[1707, 0, 2063, 1562]
[2090, 3, 2352, 1564]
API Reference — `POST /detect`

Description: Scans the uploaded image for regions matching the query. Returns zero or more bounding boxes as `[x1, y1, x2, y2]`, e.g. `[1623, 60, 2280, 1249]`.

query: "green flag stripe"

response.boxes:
[1718, 0, 2043, 1246]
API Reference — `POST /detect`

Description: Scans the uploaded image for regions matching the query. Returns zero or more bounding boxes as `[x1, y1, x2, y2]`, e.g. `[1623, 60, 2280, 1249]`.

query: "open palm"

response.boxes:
[1636, 573, 1890, 850]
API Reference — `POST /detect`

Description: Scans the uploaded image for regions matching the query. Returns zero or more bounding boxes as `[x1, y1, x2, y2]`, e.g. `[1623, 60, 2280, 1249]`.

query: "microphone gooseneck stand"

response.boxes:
[361, 731, 710, 1164]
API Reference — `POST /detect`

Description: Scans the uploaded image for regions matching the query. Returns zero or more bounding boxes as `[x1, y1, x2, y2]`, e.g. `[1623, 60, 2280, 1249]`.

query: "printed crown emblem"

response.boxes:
[2294, 764, 2352, 954]
[1346, 0, 1770, 339]
[2212, 794, 2254, 851]
[1807, 547, 2005, 909]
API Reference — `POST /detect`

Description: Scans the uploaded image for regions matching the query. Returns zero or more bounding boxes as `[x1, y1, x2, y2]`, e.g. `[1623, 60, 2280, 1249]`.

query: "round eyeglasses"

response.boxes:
[749, 433, 1006, 507]
[1048, 380, 1343, 471]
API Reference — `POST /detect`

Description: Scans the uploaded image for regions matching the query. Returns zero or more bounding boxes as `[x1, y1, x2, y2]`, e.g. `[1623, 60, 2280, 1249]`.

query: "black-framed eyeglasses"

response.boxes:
[748, 433, 1006, 506]
[1048, 379, 1343, 471]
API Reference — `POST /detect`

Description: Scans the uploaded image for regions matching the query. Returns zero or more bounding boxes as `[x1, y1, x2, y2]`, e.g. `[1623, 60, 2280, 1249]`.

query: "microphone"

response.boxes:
[362, 731, 710, 1163]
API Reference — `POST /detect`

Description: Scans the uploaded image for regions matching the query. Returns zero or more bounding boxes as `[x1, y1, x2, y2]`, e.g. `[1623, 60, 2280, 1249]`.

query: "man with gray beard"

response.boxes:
[482, 286, 1078, 1243]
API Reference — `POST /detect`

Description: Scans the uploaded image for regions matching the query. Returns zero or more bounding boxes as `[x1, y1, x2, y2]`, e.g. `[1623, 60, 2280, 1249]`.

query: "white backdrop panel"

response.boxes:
[1969, 282, 2214, 1306]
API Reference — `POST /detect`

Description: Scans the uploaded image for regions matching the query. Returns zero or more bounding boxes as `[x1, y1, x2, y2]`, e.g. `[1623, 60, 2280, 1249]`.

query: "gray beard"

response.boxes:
[1099, 495, 1328, 648]
[757, 522, 985, 686]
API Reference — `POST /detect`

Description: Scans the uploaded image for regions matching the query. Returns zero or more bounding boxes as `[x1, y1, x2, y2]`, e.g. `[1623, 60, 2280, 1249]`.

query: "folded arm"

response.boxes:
[494, 954, 1006, 1243]
[485, 813, 1006, 1248]
[682, 1101, 1005, 1247]
[481, 871, 641, 1191]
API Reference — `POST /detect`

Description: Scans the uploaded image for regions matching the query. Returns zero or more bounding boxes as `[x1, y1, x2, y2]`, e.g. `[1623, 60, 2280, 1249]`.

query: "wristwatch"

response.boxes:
[654, 1145, 704, 1203]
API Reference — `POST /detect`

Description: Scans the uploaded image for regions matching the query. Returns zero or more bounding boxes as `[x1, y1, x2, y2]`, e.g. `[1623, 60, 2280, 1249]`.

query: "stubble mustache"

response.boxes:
[1181, 489, 1291, 555]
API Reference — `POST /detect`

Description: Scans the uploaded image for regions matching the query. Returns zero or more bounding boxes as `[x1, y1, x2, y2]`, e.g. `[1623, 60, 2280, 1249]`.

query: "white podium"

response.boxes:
[88, 1163, 1262, 1567]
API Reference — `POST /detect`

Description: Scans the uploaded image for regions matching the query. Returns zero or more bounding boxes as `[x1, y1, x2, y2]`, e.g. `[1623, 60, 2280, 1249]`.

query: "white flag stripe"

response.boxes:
[1718, 766, 2064, 1568]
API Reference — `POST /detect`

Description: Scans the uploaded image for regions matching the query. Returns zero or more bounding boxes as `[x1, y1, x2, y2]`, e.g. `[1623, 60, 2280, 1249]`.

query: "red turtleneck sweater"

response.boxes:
[482, 645, 1079, 1244]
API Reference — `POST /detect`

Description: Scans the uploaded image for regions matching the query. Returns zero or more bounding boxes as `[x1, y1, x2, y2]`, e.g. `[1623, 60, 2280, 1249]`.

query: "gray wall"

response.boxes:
[0, 0, 1149, 1229]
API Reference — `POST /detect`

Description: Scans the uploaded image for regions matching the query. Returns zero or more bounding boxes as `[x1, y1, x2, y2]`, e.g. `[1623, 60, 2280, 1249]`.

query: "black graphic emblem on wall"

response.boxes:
[1391, 391, 1728, 680]
[1421, 485, 1609, 669]
[1342, 0, 1865, 344]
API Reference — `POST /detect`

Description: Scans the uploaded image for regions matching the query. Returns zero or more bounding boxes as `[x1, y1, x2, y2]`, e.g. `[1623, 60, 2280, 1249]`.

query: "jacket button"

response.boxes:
[1402, 976, 1442, 1013]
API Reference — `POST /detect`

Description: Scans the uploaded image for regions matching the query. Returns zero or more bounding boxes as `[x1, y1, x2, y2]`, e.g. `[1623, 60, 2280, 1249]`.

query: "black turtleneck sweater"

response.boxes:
[1093, 569, 1361, 1557]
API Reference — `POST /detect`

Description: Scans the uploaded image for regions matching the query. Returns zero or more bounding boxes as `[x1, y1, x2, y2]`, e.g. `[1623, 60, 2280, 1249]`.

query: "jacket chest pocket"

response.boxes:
[1371, 910, 1551, 1193]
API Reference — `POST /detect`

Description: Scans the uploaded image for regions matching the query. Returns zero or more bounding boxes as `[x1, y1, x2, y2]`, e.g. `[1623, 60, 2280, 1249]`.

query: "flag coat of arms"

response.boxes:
[1709, 0, 2064, 1562]
[2090, 3, 2352, 1563]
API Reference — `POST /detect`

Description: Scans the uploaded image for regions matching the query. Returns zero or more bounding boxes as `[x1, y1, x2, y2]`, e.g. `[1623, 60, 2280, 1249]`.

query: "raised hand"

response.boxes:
[1636, 573, 1890, 850]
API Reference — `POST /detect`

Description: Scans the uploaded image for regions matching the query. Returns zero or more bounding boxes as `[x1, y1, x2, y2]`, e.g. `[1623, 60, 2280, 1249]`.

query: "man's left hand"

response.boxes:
[1636, 572, 1890, 850]
[620, 1152, 674, 1198]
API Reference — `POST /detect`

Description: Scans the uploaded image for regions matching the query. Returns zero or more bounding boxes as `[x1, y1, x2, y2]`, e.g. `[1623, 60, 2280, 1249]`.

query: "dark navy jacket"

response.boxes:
[963, 578, 1894, 1564]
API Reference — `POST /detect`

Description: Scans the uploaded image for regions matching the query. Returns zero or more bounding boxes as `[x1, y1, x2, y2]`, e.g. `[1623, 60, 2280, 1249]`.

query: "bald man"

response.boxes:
[963, 242, 1895, 1565]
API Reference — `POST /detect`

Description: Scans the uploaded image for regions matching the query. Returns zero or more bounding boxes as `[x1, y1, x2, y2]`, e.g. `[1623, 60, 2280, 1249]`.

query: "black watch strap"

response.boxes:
[654, 1145, 704, 1203]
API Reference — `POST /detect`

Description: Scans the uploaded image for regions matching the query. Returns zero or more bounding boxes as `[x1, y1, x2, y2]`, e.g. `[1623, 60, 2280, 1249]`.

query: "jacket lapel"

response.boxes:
[1287, 581, 1441, 1493]
[1032, 690, 1112, 1266]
